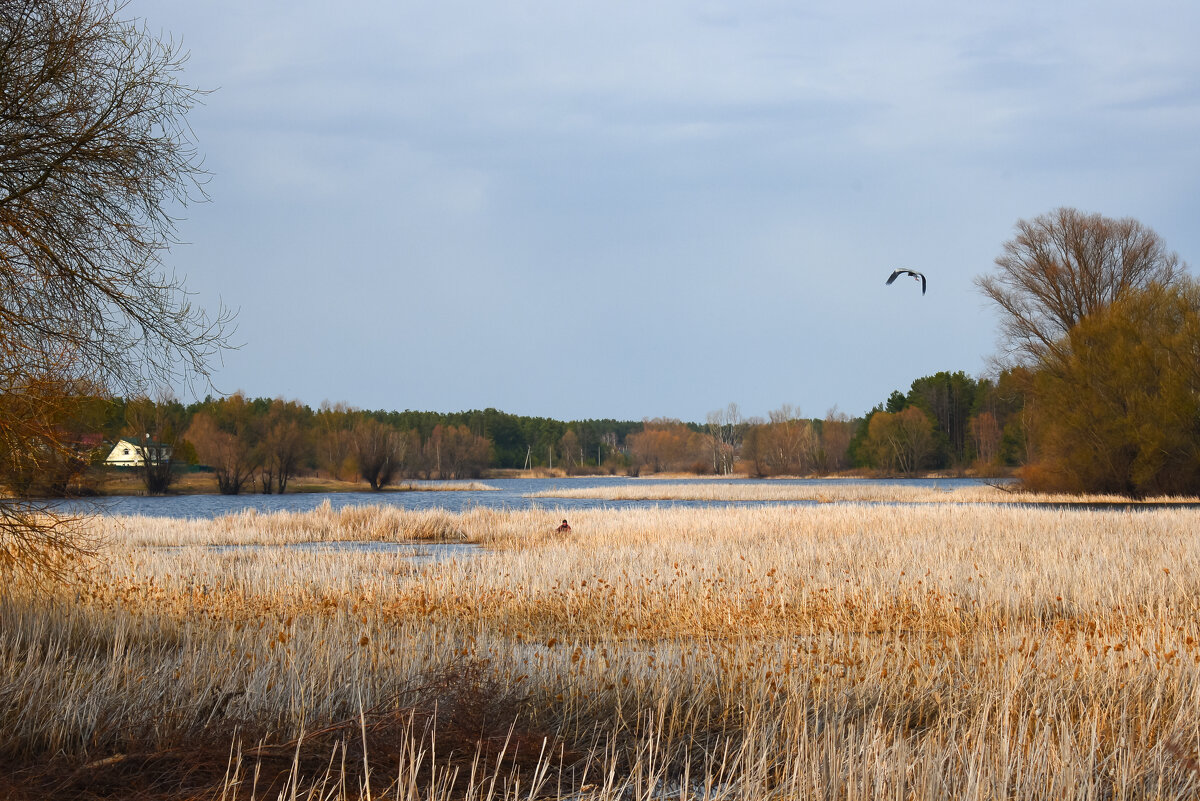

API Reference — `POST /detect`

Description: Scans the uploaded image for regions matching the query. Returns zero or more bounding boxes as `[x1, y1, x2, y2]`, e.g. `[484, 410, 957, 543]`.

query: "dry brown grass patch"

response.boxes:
[5, 503, 1200, 798]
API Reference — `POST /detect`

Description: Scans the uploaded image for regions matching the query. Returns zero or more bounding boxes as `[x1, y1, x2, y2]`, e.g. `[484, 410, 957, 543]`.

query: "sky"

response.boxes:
[128, 1, 1200, 422]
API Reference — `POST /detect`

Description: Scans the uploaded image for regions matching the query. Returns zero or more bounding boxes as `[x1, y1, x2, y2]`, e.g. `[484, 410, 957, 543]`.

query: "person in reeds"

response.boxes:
[556, 519, 571, 534]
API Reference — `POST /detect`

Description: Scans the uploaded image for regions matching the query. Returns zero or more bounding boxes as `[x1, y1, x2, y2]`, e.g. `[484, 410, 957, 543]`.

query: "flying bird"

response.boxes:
[886, 268, 926, 295]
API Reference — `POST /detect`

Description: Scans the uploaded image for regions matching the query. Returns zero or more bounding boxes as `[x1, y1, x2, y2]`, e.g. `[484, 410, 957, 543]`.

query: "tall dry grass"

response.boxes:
[3, 503, 1200, 798]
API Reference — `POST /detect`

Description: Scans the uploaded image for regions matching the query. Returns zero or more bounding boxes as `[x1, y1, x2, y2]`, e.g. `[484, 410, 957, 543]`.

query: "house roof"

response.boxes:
[112, 437, 173, 449]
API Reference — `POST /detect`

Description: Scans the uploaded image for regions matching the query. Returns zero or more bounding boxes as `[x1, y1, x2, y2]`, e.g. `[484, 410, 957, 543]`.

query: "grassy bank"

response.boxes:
[526, 481, 1200, 505]
[3, 503, 1200, 798]
[90, 470, 497, 497]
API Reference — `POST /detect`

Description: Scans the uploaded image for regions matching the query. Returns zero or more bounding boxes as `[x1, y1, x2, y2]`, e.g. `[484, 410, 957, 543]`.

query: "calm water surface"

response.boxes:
[69, 477, 998, 519]
[199, 541, 483, 563]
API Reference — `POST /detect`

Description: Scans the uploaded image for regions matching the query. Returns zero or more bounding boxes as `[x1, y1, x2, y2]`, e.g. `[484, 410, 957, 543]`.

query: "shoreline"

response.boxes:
[54, 467, 1014, 500]
[45, 466, 1018, 500]
[72, 474, 499, 498]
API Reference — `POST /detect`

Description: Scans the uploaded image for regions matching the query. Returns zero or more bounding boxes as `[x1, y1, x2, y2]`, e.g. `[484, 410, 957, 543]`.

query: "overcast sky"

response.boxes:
[129, 1, 1200, 422]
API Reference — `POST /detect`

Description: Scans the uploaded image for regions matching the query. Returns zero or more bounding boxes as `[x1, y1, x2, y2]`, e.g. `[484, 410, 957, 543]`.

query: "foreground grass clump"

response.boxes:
[3, 503, 1200, 799]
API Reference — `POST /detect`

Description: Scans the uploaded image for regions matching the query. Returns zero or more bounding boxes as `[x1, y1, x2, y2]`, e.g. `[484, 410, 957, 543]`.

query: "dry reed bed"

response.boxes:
[527, 482, 1200, 505]
[392, 480, 499, 492]
[100, 499, 491, 547]
[4, 503, 1200, 799]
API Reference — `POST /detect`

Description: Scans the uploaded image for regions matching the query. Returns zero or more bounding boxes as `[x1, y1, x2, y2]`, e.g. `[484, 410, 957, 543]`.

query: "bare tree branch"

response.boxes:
[0, 0, 232, 576]
[976, 207, 1183, 365]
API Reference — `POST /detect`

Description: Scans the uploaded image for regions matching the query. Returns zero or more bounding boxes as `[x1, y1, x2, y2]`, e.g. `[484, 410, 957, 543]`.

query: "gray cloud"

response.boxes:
[131, 0, 1200, 420]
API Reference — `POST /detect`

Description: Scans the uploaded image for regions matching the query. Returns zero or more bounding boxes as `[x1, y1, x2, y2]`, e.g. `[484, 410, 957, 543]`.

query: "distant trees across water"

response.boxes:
[16, 374, 1035, 498]
[11, 205, 1197, 499]
[11, 342, 1190, 497]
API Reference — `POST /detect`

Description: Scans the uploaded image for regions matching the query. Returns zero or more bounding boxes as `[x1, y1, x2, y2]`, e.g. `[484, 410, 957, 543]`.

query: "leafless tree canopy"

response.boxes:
[354, 419, 403, 491]
[705, 403, 740, 475]
[0, 0, 230, 392]
[976, 207, 1183, 364]
[0, 0, 230, 576]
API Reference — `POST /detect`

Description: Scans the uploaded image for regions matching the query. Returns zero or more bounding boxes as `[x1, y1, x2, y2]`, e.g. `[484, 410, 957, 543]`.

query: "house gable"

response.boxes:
[104, 438, 172, 467]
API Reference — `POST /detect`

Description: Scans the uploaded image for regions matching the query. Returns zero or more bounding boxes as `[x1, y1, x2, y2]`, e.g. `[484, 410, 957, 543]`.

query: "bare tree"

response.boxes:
[559, 429, 579, 473]
[354, 419, 402, 491]
[968, 411, 1001, 467]
[867, 407, 936, 475]
[976, 208, 1183, 364]
[187, 412, 255, 495]
[424, 424, 489, 479]
[705, 402, 741, 475]
[763, 404, 817, 476]
[186, 392, 259, 495]
[739, 417, 768, 477]
[316, 401, 355, 480]
[818, 408, 853, 473]
[0, 372, 96, 496]
[599, 431, 619, 473]
[124, 395, 185, 495]
[0, 1, 231, 575]
[257, 400, 309, 493]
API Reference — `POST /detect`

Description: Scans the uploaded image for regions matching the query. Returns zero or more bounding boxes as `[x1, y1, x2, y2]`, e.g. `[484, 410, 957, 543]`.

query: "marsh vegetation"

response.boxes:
[3, 500, 1200, 798]
[525, 481, 1200, 505]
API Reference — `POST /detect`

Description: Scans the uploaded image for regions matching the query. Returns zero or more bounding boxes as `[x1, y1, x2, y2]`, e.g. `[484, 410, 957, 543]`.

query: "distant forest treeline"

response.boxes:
[29, 369, 1028, 495]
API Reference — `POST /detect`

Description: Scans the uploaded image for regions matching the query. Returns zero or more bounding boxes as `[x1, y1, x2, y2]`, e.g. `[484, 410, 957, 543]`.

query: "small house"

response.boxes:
[104, 437, 172, 468]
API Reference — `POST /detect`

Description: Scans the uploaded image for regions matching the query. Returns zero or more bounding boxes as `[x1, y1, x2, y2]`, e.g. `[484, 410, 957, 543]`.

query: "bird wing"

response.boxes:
[886, 268, 927, 294]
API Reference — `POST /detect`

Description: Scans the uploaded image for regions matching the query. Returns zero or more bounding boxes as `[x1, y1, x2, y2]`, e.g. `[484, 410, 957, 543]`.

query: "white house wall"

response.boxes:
[104, 439, 172, 467]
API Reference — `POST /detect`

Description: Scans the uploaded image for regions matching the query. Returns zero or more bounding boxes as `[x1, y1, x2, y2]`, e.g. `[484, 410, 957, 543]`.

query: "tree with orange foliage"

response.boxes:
[1022, 281, 1200, 496]
[627, 419, 710, 474]
[978, 209, 1195, 495]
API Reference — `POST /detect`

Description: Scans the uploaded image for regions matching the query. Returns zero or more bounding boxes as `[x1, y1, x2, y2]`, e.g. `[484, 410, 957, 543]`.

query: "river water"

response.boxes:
[66, 477, 998, 519]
